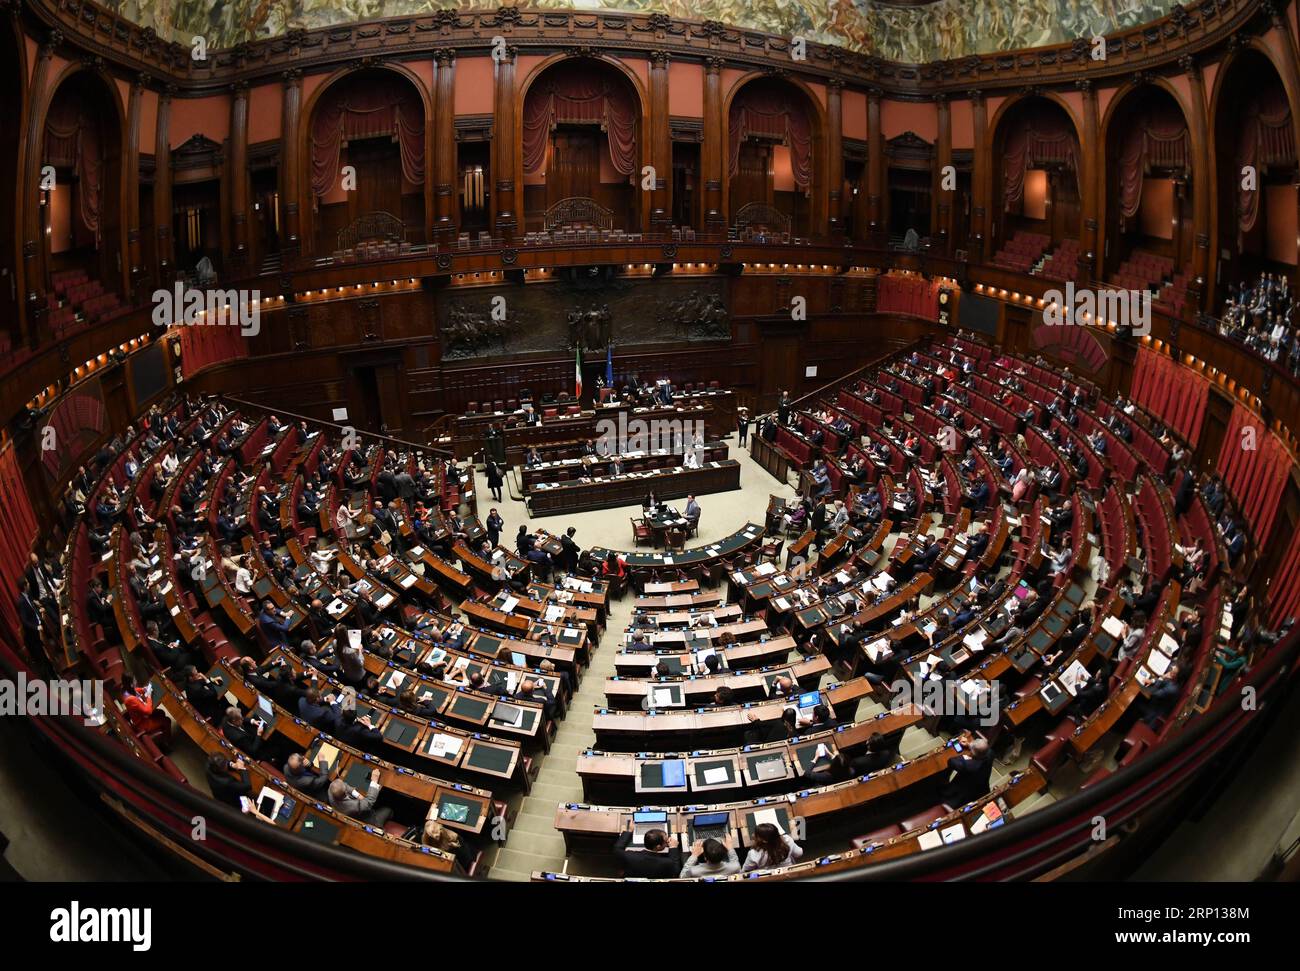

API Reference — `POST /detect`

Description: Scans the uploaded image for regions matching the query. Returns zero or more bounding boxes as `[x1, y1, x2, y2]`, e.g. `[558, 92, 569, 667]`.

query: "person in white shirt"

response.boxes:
[682, 449, 700, 469]
[741, 823, 803, 872]
[335, 501, 359, 538]
[233, 554, 254, 595]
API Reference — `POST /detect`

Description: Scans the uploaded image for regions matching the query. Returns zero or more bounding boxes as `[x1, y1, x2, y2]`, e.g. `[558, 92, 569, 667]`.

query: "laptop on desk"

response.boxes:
[688, 812, 730, 842]
[632, 810, 669, 846]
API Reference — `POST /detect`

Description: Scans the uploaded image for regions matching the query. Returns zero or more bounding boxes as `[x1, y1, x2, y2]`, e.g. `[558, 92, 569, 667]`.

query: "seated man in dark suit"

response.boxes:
[282, 752, 332, 797]
[940, 733, 993, 808]
[613, 827, 683, 879]
[205, 753, 252, 809]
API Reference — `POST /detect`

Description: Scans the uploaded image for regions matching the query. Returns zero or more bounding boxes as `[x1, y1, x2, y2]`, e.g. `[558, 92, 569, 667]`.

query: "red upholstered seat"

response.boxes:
[900, 805, 948, 832]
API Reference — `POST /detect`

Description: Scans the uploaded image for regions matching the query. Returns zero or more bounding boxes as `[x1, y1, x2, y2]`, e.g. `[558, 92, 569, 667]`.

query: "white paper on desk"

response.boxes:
[752, 808, 785, 833]
[1102, 615, 1125, 638]
[652, 688, 675, 708]
[1060, 660, 1090, 695]
[169, 604, 181, 617]
[755, 562, 777, 576]
[400, 573, 418, 589]
[387, 671, 406, 689]
[693, 649, 718, 670]
[1147, 650, 1172, 676]
[1135, 665, 1157, 687]
[774, 597, 792, 611]
[545, 606, 565, 623]
[916, 829, 944, 850]
[919, 654, 942, 677]
[409, 546, 425, 558]
[427, 733, 463, 758]
[960, 679, 986, 698]
[940, 823, 967, 845]
[564, 627, 580, 640]
[835, 571, 852, 584]
[702, 767, 729, 785]
[375, 593, 395, 609]
[347, 629, 362, 649]
[1160, 633, 1180, 656]
[865, 638, 891, 662]
[500, 595, 519, 614]
[963, 630, 988, 652]
[662, 557, 673, 565]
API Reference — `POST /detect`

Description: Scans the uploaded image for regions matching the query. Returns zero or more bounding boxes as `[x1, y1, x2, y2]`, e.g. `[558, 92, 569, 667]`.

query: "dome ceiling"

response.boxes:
[100, 1, 1182, 64]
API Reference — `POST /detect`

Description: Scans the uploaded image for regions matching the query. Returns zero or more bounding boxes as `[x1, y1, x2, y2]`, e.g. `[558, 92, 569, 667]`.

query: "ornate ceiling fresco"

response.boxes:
[99, 0, 1182, 63]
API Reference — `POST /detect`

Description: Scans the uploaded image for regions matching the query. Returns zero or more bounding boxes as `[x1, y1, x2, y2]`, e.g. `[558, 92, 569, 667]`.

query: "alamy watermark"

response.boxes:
[595, 413, 705, 461]
[0, 673, 104, 726]
[887, 673, 1000, 727]
[151, 283, 261, 337]
[1042, 282, 1150, 337]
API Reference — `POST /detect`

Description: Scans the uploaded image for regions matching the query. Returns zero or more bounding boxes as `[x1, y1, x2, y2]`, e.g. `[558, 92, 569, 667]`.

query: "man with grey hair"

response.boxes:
[327, 767, 392, 828]
[940, 731, 993, 809]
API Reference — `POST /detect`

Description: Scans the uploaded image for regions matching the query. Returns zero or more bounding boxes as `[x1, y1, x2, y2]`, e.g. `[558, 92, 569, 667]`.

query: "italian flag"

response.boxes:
[575, 346, 583, 400]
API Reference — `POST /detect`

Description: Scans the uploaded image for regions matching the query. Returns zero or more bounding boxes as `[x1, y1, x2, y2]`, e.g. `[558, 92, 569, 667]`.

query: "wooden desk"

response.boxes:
[526, 460, 742, 516]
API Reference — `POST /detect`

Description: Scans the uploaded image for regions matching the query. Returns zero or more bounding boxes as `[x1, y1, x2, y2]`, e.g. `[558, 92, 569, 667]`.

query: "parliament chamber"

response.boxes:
[2, 0, 1300, 903]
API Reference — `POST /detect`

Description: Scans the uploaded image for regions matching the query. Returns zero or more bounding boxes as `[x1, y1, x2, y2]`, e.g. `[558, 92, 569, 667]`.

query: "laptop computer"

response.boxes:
[689, 812, 729, 842]
[632, 810, 669, 845]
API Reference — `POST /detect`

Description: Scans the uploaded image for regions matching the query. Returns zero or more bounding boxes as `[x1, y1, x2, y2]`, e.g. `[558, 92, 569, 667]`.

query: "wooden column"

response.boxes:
[826, 79, 844, 236]
[433, 51, 457, 241]
[1180, 55, 1212, 312]
[934, 94, 952, 253]
[125, 74, 145, 301]
[1079, 79, 1100, 283]
[280, 68, 302, 261]
[648, 50, 672, 232]
[867, 88, 883, 237]
[703, 56, 725, 233]
[20, 29, 61, 345]
[154, 84, 175, 284]
[969, 89, 988, 264]
[229, 81, 250, 271]
[492, 46, 518, 241]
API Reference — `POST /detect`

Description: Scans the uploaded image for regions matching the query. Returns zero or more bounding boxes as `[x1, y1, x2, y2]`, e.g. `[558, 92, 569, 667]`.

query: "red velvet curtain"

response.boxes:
[522, 65, 639, 177]
[45, 97, 103, 243]
[1218, 403, 1290, 545]
[877, 275, 940, 320]
[1269, 526, 1300, 626]
[1002, 122, 1077, 209]
[1117, 120, 1189, 219]
[729, 87, 813, 190]
[1130, 347, 1208, 445]
[0, 445, 39, 644]
[1237, 88, 1294, 242]
[181, 325, 250, 380]
[310, 76, 424, 198]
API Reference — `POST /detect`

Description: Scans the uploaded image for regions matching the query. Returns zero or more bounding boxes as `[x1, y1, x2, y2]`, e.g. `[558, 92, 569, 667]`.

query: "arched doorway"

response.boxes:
[40, 69, 125, 331]
[520, 58, 643, 233]
[1103, 84, 1194, 309]
[726, 77, 821, 238]
[304, 68, 428, 257]
[1213, 48, 1297, 308]
[989, 96, 1082, 280]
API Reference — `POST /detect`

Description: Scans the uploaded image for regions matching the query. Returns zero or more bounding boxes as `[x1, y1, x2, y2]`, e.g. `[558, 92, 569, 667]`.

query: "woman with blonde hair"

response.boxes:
[423, 818, 474, 870]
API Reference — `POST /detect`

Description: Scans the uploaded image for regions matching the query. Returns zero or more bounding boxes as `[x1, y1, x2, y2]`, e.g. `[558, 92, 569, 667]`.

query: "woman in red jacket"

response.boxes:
[121, 674, 172, 748]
